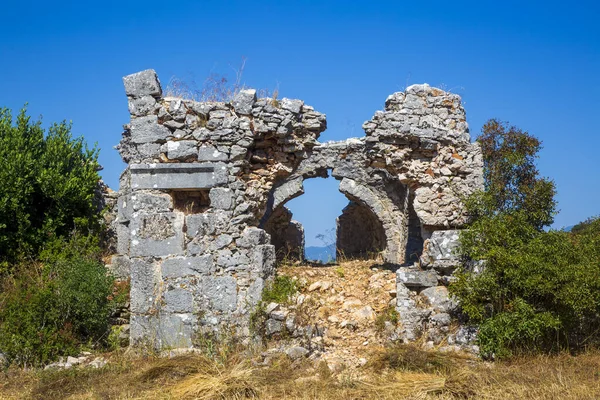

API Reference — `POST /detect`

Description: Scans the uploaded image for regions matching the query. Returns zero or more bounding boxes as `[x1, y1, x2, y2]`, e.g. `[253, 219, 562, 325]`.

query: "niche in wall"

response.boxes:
[171, 190, 210, 214]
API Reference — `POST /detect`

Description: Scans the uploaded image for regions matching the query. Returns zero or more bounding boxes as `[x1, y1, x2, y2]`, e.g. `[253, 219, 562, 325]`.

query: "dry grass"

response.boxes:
[2, 346, 600, 399]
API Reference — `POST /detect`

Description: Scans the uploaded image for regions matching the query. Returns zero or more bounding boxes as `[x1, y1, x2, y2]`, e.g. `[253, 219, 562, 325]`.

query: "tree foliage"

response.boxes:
[0, 107, 101, 270]
[475, 119, 556, 230]
[0, 107, 115, 367]
[451, 120, 600, 359]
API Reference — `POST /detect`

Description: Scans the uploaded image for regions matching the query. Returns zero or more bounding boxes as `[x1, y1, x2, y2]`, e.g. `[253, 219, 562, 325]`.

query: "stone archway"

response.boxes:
[259, 158, 424, 266]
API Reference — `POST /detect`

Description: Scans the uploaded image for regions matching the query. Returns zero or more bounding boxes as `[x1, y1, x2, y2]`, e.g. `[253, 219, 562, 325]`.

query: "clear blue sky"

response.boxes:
[1, 1, 598, 246]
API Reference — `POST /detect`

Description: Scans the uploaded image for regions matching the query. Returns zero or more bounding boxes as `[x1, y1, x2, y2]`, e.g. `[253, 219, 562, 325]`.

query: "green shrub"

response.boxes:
[451, 120, 600, 359]
[0, 107, 101, 271]
[453, 222, 600, 358]
[0, 236, 114, 367]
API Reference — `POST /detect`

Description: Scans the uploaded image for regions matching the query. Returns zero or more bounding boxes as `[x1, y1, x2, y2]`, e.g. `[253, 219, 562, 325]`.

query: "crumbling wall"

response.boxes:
[263, 206, 304, 262]
[113, 70, 326, 348]
[112, 70, 483, 348]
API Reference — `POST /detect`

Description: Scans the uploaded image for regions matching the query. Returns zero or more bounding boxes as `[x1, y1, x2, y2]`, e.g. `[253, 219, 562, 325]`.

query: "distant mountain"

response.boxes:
[562, 225, 574, 232]
[305, 245, 336, 263]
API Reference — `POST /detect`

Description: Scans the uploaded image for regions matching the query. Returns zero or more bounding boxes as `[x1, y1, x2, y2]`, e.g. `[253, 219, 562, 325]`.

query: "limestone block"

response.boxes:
[246, 277, 265, 305]
[130, 212, 184, 257]
[421, 230, 461, 272]
[286, 346, 309, 360]
[200, 275, 238, 312]
[123, 69, 162, 98]
[164, 288, 194, 313]
[397, 267, 438, 289]
[232, 89, 256, 115]
[209, 187, 234, 210]
[198, 145, 228, 162]
[108, 255, 131, 280]
[252, 245, 276, 276]
[126, 193, 172, 214]
[161, 255, 214, 278]
[129, 115, 170, 144]
[236, 227, 269, 248]
[190, 102, 215, 118]
[116, 222, 130, 254]
[130, 313, 196, 349]
[229, 145, 247, 161]
[128, 95, 157, 116]
[265, 319, 283, 336]
[280, 98, 303, 114]
[271, 177, 304, 210]
[424, 230, 460, 262]
[213, 234, 233, 250]
[130, 259, 160, 313]
[134, 143, 162, 160]
[420, 286, 455, 313]
[185, 213, 215, 237]
[187, 241, 209, 256]
[166, 140, 197, 160]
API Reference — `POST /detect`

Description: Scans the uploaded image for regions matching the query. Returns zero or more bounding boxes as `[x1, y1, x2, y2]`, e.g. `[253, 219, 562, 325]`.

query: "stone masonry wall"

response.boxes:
[111, 69, 483, 348]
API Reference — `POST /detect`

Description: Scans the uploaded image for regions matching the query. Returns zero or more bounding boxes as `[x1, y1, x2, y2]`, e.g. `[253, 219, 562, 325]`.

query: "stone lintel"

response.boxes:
[130, 163, 228, 190]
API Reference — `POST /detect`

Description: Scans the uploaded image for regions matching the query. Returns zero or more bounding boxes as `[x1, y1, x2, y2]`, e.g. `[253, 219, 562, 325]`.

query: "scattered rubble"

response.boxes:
[44, 353, 107, 370]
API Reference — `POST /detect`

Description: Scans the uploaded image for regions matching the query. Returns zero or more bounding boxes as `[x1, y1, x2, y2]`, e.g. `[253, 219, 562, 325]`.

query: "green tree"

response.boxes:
[451, 120, 600, 359]
[474, 119, 556, 229]
[571, 215, 599, 234]
[0, 107, 101, 270]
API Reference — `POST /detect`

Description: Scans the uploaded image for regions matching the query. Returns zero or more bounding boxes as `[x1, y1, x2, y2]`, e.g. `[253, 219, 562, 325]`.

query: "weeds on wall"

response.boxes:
[165, 57, 279, 103]
[249, 275, 300, 336]
[374, 305, 400, 335]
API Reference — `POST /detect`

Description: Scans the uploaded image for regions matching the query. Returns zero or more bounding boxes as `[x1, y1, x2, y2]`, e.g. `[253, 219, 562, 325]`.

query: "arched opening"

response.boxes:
[260, 173, 395, 264]
[336, 200, 386, 260]
[261, 174, 347, 263]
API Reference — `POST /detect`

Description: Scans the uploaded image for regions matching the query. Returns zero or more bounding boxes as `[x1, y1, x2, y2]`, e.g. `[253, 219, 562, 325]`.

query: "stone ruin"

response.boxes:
[109, 69, 483, 349]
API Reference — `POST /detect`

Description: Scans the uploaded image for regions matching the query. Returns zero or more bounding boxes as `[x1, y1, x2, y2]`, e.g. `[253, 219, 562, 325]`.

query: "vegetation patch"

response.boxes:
[451, 119, 600, 359]
[0, 236, 115, 367]
[374, 305, 399, 334]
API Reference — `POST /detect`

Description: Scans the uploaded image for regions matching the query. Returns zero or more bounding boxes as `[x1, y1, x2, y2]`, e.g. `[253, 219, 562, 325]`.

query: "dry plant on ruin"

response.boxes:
[165, 57, 278, 103]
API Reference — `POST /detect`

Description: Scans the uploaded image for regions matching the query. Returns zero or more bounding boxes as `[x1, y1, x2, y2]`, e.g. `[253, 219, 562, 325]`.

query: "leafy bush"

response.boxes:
[0, 107, 101, 271]
[0, 236, 115, 367]
[451, 120, 600, 359]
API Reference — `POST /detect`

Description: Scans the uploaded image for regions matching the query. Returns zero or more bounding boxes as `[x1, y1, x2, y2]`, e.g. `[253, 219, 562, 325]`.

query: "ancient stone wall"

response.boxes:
[111, 69, 483, 348]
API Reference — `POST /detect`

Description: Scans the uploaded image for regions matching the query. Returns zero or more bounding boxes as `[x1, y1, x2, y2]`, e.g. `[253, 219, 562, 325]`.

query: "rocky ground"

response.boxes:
[258, 259, 430, 370]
